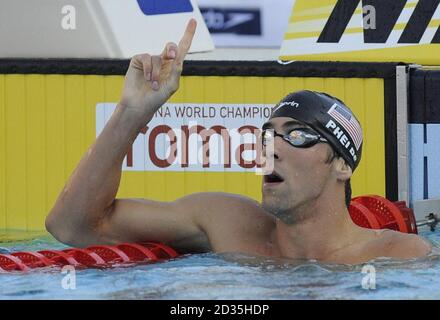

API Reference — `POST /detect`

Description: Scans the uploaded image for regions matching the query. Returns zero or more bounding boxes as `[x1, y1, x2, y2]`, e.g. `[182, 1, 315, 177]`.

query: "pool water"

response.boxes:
[1, 229, 440, 300]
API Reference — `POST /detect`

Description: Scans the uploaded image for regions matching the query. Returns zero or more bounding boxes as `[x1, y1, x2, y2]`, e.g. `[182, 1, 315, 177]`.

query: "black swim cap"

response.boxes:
[270, 90, 363, 171]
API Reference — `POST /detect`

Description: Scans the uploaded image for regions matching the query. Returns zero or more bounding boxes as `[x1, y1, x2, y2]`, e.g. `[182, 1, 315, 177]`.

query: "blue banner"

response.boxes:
[137, 0, 193, 15]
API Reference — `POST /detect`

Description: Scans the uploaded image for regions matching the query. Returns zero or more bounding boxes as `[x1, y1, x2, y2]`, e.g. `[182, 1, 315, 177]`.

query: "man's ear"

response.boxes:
[333, 157, 352, 182]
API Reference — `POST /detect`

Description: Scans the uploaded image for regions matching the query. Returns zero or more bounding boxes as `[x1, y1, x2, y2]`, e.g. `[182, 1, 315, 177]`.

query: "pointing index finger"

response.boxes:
[176, 19, 197, 65]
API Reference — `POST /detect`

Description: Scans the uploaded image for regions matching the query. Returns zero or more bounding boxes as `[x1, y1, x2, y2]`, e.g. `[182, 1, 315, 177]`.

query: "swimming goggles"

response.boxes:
[261, 127, 328, 148]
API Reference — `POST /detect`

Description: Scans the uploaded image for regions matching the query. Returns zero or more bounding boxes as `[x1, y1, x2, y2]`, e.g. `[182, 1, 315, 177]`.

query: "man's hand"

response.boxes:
[120, 19, 197, 115]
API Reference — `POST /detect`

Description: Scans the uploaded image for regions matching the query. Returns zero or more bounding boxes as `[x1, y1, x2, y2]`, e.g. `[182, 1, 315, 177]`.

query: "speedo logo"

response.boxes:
[277, 101, 300, 109]
[318, 0, 440, 44]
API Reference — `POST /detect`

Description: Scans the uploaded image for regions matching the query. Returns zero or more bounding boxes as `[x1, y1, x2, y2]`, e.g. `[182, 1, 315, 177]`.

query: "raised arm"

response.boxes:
[45, 20, 211, 250]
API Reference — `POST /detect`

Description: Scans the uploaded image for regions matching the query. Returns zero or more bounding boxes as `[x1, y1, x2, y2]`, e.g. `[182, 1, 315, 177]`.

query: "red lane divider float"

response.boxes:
[349, 195, 418, 234]
[0, 242, 179, 273]
[0, 254, 30, 272]
[38, 250, 81, 267]
[348, 201, 381, 230]
[11, 251, 53, 268]
[86, 245, 131, 263]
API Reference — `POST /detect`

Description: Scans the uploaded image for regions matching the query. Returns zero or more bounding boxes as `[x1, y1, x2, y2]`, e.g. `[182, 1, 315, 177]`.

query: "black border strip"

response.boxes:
[384, 78, 398, 201]
[0, 58, 400, 199]
[409, 68, 440, 124]
[0, 59, 401, 79]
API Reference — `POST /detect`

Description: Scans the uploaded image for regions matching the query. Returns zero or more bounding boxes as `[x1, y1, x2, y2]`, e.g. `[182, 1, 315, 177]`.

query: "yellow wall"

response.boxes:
[0, 74, 385, 231]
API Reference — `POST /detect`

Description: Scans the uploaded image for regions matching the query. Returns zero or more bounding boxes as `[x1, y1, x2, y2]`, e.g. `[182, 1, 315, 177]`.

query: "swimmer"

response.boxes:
[45, 19, 431, 264]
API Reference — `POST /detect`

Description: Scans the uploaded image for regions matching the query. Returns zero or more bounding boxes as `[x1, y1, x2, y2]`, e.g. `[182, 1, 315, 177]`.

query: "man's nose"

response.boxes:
[262, 137, 280, 161]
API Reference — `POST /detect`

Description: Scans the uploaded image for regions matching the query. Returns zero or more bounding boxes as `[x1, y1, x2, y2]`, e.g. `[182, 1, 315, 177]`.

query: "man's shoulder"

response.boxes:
[366, 229, 432, 260]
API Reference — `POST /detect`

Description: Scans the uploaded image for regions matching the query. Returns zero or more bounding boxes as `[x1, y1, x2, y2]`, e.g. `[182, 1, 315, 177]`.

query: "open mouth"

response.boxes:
[264, 171, 284, 184]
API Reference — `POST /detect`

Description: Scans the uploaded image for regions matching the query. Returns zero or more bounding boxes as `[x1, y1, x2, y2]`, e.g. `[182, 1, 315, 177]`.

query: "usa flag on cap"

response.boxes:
[327, 103, 363, 150]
